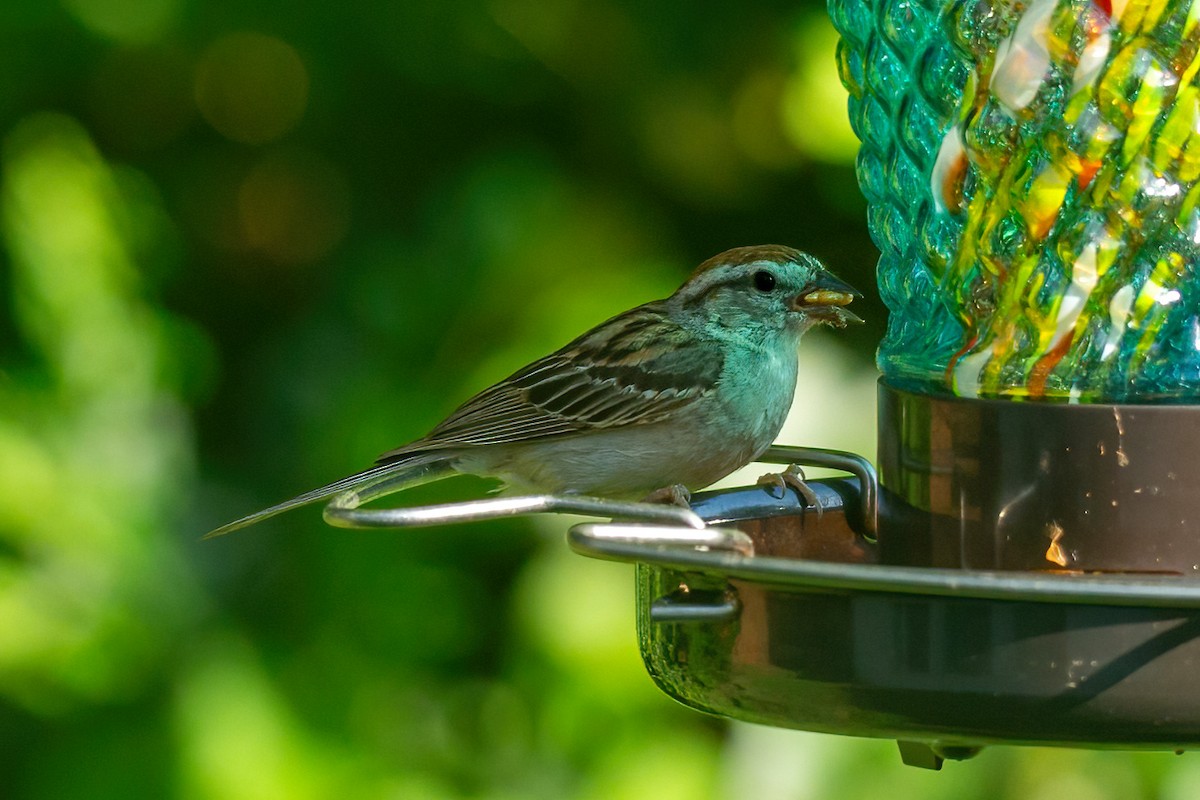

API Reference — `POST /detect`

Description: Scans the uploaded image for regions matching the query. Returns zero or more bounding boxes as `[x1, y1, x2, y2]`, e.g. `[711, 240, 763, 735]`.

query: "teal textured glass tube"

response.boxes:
[829, 0, 1200, 400]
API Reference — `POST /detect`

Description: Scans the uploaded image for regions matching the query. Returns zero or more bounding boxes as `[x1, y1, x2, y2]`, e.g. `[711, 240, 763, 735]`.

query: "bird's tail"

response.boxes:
[203, 453, 453, 539]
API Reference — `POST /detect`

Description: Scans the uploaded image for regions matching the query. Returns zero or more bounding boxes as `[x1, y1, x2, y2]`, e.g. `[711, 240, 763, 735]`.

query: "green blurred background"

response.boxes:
[0, 0, 1196, 797]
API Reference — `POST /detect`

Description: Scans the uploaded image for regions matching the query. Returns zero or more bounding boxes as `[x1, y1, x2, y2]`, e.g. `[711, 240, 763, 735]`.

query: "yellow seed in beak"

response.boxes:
[801, 290, 855, 306]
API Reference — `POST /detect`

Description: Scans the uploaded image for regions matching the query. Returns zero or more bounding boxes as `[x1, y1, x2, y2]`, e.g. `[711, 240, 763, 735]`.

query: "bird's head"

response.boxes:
[672, 245, 863, 335]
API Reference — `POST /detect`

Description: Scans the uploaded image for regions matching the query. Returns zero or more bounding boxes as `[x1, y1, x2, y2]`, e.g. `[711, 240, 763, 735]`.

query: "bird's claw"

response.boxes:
[642, 483, 692, 508]
[758, 464, 822, 517]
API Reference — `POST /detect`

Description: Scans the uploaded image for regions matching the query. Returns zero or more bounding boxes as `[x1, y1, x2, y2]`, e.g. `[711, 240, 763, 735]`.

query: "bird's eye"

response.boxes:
[753, 270, 777, 293]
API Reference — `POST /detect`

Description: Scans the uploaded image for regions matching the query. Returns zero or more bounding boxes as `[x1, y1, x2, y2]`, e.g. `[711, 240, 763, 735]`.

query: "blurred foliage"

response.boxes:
[0, 0, 1188, 798]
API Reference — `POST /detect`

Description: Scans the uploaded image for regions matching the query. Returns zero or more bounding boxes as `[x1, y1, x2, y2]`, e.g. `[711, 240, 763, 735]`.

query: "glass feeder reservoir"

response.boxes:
[833, 0, 1200, 401]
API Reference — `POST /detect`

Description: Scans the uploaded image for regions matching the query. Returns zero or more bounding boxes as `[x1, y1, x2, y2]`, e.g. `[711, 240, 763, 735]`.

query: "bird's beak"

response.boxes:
[793, 272, 864, 327]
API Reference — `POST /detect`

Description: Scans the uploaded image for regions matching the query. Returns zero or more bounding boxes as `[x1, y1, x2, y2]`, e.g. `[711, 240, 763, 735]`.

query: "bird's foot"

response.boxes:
[642, 483, 692, 508]
[758, 464, 822, 517]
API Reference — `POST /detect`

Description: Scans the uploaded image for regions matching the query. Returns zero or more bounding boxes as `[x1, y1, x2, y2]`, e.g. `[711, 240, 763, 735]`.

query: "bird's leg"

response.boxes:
[758, 464, 822, 517]
[642, 483, 692, 508]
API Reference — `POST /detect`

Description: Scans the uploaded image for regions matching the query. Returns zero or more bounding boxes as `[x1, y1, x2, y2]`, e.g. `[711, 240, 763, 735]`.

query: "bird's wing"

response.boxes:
[377, 304, 723, 461]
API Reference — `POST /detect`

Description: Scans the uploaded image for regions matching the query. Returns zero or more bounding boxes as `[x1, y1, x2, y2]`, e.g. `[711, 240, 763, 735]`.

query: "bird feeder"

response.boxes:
[329, 0, 1200, 769]
[578, 0, 1200, 767]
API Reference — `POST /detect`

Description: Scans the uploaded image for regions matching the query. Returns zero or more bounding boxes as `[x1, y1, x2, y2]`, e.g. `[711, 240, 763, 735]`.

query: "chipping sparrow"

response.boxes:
[207, 245, 860, 537]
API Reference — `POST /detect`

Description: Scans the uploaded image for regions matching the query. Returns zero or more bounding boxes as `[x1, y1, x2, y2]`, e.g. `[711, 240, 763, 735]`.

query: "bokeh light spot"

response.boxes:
[62, 0, 183, 43]
[783, 16, 860, 165]
[195, 32, 309, 145]
[237, 149, 350, 265]
[175, 640, 334, 799]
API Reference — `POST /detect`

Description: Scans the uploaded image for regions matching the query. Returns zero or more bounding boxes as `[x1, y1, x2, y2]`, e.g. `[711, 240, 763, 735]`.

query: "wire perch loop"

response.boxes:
[320, 444, 877, 545]
[321, 460, 707, 531]
[325, 489, 708, 530]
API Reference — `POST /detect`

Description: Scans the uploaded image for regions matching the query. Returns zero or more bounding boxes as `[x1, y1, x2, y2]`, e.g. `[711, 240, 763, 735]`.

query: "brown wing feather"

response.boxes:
[377, 303, 723, 462]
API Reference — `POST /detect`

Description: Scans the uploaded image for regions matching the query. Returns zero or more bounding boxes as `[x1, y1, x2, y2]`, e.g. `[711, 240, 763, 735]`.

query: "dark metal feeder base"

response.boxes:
[878, 380, 1200, 573]
[572, 475, 1200, 768]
